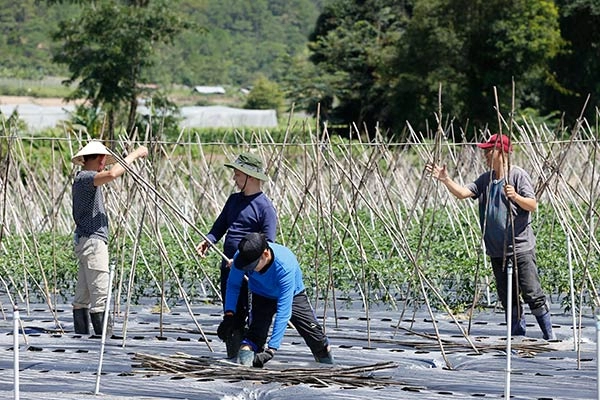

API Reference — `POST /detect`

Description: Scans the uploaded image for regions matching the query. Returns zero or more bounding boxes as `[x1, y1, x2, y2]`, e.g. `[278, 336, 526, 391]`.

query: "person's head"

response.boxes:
[476, 134, 511, 170]
[72, 141, 116, 171]
[234, 232, 270, 272]
[224, 153, 268, 193]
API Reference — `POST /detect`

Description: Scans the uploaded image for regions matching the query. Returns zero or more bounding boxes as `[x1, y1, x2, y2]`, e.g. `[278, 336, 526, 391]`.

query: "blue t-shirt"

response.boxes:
[206, 192, 277, 258]
[72, 170, 108, 243]
[226, 243, 305, 350]
[466, 166, 536, 257]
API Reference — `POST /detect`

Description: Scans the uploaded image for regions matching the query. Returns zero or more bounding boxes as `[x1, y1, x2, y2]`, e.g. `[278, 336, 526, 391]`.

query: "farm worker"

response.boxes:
[218, 232, 334, 367]
[425, 134, 555, 340]
[71, 140, 148, 336]
[196, 152, 277, 358]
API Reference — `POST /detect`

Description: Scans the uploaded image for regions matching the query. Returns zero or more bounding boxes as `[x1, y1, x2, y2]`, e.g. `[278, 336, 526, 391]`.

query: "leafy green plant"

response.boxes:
[244, 76, 284, 117]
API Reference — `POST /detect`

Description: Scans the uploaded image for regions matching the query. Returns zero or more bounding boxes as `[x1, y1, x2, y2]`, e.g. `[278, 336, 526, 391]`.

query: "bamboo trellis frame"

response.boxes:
[0, 116, 598, 368]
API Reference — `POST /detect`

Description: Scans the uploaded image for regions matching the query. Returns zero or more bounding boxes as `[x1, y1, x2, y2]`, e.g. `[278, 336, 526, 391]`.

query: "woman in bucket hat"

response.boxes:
[71, 140, 148, 336]
[196, 152, 277, 359]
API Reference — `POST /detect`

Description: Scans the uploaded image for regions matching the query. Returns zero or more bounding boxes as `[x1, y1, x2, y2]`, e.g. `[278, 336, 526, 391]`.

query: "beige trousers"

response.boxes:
[73, 237, 109, 313]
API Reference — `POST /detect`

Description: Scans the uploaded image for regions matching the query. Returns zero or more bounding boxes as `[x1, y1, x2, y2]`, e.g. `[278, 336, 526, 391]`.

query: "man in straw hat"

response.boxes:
[196, 152, 277, 358]
[425, 134, 555, 340]
[218, 232, 334, 367]
[71, 140, 148, 336]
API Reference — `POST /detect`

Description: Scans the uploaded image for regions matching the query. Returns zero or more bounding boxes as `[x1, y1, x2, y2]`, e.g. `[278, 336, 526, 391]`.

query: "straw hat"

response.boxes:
[224, 153, 268, 181]
[71, 141, 117, 166]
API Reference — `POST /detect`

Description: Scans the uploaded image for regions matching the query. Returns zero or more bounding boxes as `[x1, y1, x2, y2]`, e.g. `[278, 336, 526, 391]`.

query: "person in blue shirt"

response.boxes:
[217, 232, 334, 367]
[426, 134, 554, 340]
[196, 153, 277, 358]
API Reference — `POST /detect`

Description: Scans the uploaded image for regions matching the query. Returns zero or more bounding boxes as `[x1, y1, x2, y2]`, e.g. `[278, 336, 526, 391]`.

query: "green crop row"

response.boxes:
[1, 204, 596, 315]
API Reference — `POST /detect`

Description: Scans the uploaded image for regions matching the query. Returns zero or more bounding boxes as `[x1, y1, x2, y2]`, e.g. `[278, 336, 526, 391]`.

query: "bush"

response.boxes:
[243, 76, 284, 117]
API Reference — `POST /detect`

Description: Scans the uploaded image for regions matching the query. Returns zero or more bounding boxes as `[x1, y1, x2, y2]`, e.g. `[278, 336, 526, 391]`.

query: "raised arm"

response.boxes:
[425, 163, 474, 200]
[94, 146, 148, 186]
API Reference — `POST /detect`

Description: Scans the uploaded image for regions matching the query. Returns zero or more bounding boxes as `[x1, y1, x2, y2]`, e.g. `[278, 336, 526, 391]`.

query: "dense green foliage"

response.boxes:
[305, 0, 410, 131]
[2, 205, 596, 313]
[50, 0, 193, 138]
[243, 76, 285, 117]
[306, 0, 573, 137]
[544, 0, 600, 119]
[393, 0, 563, 132]
[0, 0, 322, 86]
[2, 0, 600, 140]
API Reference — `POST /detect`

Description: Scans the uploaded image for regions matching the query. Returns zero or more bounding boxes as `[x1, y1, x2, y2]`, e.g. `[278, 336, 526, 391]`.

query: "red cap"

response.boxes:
[476, 134, 512, 153]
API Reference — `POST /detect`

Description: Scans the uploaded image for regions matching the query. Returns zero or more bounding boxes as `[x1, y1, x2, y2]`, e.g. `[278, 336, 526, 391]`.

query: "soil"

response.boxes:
[0, 95, 79, 107]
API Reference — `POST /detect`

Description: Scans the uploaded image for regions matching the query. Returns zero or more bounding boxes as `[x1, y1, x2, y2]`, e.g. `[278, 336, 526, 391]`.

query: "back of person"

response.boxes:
[245, 242, 305, 300]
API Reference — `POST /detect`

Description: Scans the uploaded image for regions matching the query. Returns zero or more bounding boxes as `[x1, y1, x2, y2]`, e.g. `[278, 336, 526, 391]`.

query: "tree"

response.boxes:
[306, 0, 411, 136]
[392, 0, 564, 135]
[49, 0, 192, 140]
[543, 0, 600, 124]
[244, 76, 284, 117]
[307, 0, 563, 138]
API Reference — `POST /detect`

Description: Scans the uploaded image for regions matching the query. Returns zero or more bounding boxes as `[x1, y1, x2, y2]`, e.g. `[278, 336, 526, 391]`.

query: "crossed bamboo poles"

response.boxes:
[0, 116, 598, 367]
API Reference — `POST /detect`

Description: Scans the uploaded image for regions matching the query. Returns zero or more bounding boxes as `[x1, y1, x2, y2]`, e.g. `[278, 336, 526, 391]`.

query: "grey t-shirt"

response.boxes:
[466, 166, 536, 258]
[72, 170, 108, 243]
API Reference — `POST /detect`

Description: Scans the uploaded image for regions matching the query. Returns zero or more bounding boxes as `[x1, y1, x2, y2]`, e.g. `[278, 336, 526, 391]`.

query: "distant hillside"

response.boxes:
[0, 0, 323, 87]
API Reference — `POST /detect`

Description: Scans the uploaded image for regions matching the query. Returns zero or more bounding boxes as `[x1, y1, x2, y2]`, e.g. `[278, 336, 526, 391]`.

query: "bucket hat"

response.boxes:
[234, 232, 269, 271]
[476, 134, 512, 153]
[72, 141, 117, 166]
[224, 153, 268, 181]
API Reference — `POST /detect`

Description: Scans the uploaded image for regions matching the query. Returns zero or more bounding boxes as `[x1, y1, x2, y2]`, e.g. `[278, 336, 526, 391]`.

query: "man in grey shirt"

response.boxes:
[426, 134, 554, 340]
[71, 141, 147, 336]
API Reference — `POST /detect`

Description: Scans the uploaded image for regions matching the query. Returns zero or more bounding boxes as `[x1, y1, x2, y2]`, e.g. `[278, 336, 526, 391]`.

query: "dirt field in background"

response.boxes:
[0, 96, 81, 106]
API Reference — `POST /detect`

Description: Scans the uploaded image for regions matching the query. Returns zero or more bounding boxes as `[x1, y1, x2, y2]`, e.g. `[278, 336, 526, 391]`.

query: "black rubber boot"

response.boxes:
[73, 308, 90, 335]
[535, 311, 555, 340]
[90, 311, 112, 337]
[313, 346, 335, 364]
[226, 329, 243, 359]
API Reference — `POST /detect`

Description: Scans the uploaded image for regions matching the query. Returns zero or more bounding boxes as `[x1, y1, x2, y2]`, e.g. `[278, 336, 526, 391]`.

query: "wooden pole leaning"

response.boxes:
[105, 146, 230, 263]
[105, 146, 221, 351]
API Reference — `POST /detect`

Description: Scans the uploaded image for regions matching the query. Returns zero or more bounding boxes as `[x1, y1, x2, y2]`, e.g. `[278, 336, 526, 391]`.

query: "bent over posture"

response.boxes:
[71, 141, 148, 336]
[218, 232, 334, 367]
[426, 134, 554, 340]
[196, 153, 277, 358]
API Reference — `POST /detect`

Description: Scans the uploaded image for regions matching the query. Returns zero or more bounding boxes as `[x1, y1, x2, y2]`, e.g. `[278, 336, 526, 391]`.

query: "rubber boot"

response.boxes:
[510, 306, 527, 336]
[313, 346, 335, 364]
[73, 308, 90, 335]
[238, 349, 254, 367]
[535, 311, 555, 340]
[226, 329, 243, 359]
[90, 311, 112, 337]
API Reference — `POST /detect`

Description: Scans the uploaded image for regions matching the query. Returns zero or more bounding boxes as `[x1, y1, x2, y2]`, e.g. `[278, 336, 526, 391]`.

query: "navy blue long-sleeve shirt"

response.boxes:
[206, 192, 277, 258]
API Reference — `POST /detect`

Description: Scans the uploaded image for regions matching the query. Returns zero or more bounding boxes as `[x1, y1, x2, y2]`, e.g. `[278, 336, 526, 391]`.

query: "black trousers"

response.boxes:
[245, 291, 329, 356]
[220, 265, 248, 331]
[490, 250, 547, 314]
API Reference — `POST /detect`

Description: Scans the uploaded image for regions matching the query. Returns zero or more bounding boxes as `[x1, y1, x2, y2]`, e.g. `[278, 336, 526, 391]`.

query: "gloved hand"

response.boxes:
[253, 348, 275, 368]
[217, 313, 235, 341]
